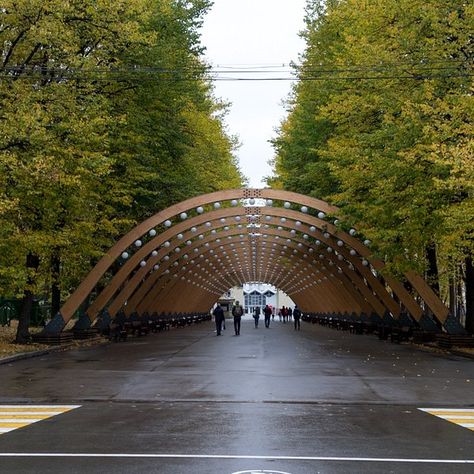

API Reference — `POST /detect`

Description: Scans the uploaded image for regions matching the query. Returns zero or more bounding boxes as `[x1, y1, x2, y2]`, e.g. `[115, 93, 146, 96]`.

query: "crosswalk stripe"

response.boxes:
[0, 406, 79, 412]
[419, 408, 474, 432]
[0, 405, 81, 436]
[0, 415, 51, 420]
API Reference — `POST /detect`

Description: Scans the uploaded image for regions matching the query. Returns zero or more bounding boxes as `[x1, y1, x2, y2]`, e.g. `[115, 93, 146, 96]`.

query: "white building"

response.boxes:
[219, 284, 294, 315]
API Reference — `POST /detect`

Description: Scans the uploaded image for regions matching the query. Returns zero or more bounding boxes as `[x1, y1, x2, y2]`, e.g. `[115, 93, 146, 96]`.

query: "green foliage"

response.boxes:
[0, 0, 243, 303]
[271, 0, 473, 279]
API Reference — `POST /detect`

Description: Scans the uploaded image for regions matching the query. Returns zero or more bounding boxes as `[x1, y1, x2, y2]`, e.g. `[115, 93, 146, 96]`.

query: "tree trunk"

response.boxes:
[448, 273, 456, 318]
[51, 249, 61, 317]
[15, 253, 40, 344]
[465, 256, 474, 334]
[425, 242, 440, 296]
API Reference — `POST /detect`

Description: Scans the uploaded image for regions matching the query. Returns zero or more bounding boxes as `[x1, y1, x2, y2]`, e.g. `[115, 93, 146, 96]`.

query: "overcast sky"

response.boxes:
[201, 0, 307, 188]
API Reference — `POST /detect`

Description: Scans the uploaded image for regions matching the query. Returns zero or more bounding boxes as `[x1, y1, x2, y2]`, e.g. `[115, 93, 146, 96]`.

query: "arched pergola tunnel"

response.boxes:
[43, 189, 465, 335]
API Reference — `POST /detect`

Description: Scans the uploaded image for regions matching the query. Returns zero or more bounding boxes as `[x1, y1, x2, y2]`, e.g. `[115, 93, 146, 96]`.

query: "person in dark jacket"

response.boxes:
[232, 301, 243, 335]
[253, 306, 261, 328]
[293, 305, 302, 331]
[263, 304, 272, 328]
[213, 303, 225, 336]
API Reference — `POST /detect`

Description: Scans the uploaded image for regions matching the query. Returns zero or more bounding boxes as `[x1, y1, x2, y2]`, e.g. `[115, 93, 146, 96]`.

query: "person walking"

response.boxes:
[288, 306, 293, 322]
[232, 300, 243, 336]
[293, 305, 302, 331]
[282, 306, 288, 323]
[213, 303, 224, 336]
[253, 306, 261, 328]
[263, 304, 272, 328]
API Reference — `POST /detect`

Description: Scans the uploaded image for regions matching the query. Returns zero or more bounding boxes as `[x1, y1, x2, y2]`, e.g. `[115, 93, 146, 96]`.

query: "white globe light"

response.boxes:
[164, 255, 170, 261]
[310, 226, 316, 232]
[214, 202, 221, 209]
[196, 206, 204, 214]
[220, 218, 226, 224]
[164, 220, 172, 227]
[149, 229, 157, 237]
[151, 250, 158, 257]
[318, 212, 326, 219]
[231, 199, 238, 206]
[235, 216, 241, 222]
[186, 240, 192, 246]
[303, 234, 309, 240]
[205, 222, 211, 227]
[337, 240, 344, 247]
[324, 232, 330, 239]
[153, 264, 160, 270]
[191, 227, 197, 233]
[134, 240, 142, 247]
[280, 218, 286, 223]
[266, 199, 273, 206]
[121, 252, 129, 259]
[284, 202, 291, 209]
[362, 259, 369, 266]
[301, 206, 308, 213]
[177, 233, 183, 240]
[180, 213, 187, 220]
[350, 249, 357, 256]
[249, 198, 255, 205]
[349, 228, 357, 236]
[175, 247, 181, 253]
[163, 241, 170, 247]
[265, 215, 272, 221]
[364, 239, 371, 246]
[140, 261, 147, 267]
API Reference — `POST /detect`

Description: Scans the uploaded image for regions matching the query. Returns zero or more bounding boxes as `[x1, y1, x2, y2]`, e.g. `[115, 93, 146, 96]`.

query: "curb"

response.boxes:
[0, 338, 109, 366]
[419, 342, 474, 360]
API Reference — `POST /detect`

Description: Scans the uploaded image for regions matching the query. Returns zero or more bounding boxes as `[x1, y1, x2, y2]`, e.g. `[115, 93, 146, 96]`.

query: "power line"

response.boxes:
[0, 60, 471, 82]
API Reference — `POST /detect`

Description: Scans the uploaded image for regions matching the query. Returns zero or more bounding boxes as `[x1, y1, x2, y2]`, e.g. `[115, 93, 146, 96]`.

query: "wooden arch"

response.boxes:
[43, 189, 455, 334]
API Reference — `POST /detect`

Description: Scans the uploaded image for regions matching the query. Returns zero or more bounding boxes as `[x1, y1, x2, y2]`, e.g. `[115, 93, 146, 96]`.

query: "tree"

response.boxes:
[271, 0, 473, 327]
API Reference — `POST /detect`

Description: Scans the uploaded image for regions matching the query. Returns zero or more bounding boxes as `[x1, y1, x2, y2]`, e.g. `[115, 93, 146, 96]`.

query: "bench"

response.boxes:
[390, 326, 412, 343]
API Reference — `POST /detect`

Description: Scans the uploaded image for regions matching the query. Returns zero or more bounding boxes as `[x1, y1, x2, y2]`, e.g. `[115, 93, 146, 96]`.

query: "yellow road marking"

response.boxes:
[419, 408, 474, 433]
[0, 415, 51, 419]
[0, 407, 76, 412]
[0, 423, 30, 428]
[0, 405, 81, 436]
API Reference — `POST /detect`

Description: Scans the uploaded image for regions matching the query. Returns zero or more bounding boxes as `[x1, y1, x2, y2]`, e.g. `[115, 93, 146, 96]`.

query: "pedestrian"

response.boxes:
[278, 308, 282, 322]
[271, 306, 275, 321]
[263, 304, 272, 328]
[282, 306, 288, 323]
[232, 300, 243, 336]
[288, 306, 293, 321]
[253, 306, 261, 328]
[213, 303, 224, 336]
[293, 305, 302, 331]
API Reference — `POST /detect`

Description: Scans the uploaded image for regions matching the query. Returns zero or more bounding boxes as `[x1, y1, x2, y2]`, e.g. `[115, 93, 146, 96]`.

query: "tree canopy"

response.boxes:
[0, 0, 243, 340]
[270, 0, 473, 328]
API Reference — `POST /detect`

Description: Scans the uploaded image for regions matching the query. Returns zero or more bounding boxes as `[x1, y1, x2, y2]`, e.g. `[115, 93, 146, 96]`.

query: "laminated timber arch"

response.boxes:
[43, 189, 461, 334]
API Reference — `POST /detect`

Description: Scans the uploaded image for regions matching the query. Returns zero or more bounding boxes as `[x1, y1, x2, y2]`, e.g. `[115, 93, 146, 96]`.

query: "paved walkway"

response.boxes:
[0, 318, 473, 473]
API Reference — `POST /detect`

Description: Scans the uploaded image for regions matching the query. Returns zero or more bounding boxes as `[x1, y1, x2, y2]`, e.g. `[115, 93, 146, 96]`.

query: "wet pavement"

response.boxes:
[0, 317, 473, 473]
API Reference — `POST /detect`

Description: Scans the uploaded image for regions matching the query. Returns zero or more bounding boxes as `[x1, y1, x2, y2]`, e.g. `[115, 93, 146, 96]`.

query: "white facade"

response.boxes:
[222, 284, 294, 315]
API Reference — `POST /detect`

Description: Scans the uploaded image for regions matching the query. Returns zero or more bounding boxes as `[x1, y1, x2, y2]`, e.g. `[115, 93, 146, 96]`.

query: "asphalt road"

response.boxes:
[0, 317, 473, 473]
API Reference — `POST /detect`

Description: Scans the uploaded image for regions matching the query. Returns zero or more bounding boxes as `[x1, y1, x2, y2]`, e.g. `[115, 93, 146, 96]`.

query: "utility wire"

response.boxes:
[0, 60, 471, 82]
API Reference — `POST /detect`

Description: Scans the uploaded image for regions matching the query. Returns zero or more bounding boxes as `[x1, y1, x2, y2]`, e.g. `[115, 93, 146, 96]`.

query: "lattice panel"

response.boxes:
[242, 188, 262, 199]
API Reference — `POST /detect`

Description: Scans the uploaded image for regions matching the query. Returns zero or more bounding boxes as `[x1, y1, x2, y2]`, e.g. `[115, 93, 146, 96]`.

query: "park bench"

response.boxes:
[110, 324, 127, 342]
[390, 326, 412, 343]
